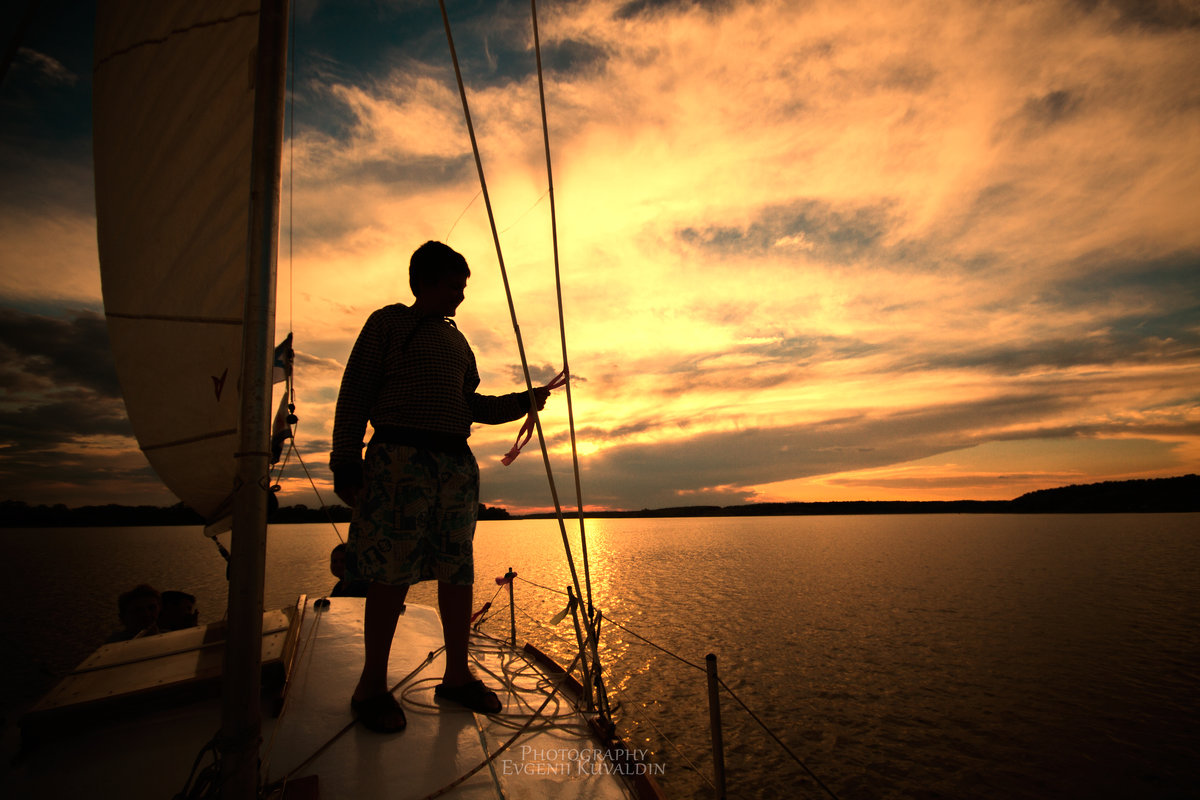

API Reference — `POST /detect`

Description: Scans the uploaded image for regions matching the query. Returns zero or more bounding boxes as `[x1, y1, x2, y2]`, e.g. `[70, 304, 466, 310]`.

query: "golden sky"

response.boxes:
[2, 0, 1198, 513]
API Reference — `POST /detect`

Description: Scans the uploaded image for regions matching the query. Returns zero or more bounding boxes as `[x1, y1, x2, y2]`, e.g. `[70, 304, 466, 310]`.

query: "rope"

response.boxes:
[266, 648, 444, 791]
[286, 435, 345, 543]
[529, 0, 595, 620]
[614, 683, 717, 791]
[444, 188, 480, 242]
[717, 675, 841, 799]
[486, 604, 713, 789]
[285, 0, 295, 335]
[436, 0, 598, 660]
[417, 649, 585, 800]
[509, 575, 840, 795]
[595, 616, 708, 674]
[499, 189, 548, 234]
[515, 574, 569, 596]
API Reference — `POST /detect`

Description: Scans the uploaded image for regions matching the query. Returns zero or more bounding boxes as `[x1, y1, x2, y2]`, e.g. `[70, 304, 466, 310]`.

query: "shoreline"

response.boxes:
[2, 475, 1196, 527]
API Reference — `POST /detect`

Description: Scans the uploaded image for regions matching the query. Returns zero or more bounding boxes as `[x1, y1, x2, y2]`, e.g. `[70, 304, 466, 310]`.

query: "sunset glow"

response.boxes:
[2, 0, 1198, 514]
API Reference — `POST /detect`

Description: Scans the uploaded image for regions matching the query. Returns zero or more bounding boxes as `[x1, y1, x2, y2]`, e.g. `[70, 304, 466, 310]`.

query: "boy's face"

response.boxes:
[422, 275, 467, 316]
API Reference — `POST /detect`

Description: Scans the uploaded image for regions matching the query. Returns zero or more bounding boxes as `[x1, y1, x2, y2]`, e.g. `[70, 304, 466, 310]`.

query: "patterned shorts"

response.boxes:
[345, 443, 480, 587]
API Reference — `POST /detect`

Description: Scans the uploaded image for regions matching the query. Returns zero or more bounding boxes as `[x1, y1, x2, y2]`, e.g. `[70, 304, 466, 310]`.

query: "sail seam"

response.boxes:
[94, 9, 260, 71]
[142, 429, 238, 452]
[106, 312, 242, 325]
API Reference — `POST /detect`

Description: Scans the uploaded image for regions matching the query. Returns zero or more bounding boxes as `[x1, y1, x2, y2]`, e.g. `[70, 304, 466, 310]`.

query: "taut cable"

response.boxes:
[530, 0, 596, 620]
[437, 0, 597, 654]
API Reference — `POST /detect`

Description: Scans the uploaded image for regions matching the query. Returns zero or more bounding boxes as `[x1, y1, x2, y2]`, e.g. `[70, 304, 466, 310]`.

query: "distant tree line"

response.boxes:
[1007, 475, 1199, 513]
[0, 500, 512, 527]
[1, 476, 1193, 527]
[0, 500, 206, 527]
[513, 475, 1200, 519]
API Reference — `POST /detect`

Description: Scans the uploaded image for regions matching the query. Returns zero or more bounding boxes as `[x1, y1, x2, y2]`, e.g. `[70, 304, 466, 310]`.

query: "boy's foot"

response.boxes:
[434, 678, 502, 714]
[351, 691, 407, 733]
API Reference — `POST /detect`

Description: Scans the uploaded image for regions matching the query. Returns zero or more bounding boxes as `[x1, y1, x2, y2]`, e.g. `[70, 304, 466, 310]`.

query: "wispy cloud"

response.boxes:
[15, 48, 78, 86]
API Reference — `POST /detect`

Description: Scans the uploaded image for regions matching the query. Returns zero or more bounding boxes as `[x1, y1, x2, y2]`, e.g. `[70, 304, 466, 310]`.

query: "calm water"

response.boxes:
[2, 515, 1197, 799]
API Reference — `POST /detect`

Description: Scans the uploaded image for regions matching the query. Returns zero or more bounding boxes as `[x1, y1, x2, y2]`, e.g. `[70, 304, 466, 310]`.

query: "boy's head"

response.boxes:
[410, 241, 470, 297]
[330, 543, 347, 578]
[118, 584, 161, 632]
[159, 590, 198, 631]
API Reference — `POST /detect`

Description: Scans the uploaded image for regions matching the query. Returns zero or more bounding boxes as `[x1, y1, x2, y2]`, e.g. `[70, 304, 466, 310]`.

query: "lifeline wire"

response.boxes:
[513, 575, 841, 796]
[436, 0, 597, 653]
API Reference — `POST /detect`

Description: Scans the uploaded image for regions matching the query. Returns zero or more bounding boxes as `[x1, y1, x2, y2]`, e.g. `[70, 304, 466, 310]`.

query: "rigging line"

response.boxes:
[444, 188, 481, 242]
[531, 0, 595, 620]
[716, 676, 842, 800]
[515, 574, 569, 596]
[286, 0, 296, 334]
[602, 616, 707, 673]
[437, 0, 596, 652]
[615, 687, 718, 791]
[498, 189, 548, 234]
[273, 647, 445, 786]
[286, 432, 345, 542]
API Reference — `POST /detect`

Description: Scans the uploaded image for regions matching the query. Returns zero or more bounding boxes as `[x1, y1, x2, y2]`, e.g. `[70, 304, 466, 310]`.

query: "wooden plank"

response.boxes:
[21, 597, 305, 744]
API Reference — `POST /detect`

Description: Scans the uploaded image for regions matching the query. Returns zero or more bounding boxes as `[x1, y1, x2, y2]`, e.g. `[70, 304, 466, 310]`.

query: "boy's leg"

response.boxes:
[354, 581, 410, 700]
[438, 580, 473, 686]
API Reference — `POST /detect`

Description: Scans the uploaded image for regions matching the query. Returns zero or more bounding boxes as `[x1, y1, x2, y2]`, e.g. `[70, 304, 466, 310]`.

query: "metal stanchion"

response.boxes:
[507, 568, 517, 646]
[706, 653, 727, 799]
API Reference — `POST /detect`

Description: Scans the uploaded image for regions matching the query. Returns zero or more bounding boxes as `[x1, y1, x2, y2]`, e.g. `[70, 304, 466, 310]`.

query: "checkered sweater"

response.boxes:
[329, 303, 527, 476]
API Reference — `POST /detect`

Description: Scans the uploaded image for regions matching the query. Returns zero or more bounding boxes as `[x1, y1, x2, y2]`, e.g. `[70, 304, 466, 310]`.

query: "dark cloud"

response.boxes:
[677, 199, 895, 264]
[1046, 251, 1200, 309]
[0, 396, 131, 447]
[539, 38, 608, 76]
[1018, 89, 1084, 135]
[0, 1, 93, 150]
[0, 309, 121, 397]
[615, 0, 734, 20]
[508, 362, 567, 384]
[1072, 0, 1200, 30]
[481, 392, 1099, 510]
[0, 393, 148, 505]
[0, 308, 148, 503]
[902, 251, 1200, 375]
[897, 316, 1200, 375]
[0, 440, 167, 506]
[576, 334, 877, 401]
[14, 48, 77, 86]
[338, 152, 473, 189]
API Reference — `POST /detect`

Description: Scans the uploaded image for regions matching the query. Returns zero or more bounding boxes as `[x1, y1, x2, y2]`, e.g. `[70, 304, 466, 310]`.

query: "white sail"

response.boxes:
[93, 0, 262, 524]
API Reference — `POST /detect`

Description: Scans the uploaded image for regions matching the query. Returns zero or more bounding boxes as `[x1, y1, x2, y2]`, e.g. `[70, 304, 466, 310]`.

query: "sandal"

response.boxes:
[351, 692, 407, 733]
[434, 678, 502, 715]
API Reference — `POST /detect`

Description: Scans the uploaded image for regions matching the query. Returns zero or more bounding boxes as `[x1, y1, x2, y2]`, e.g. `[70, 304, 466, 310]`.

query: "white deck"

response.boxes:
[2, 598, 646, 800]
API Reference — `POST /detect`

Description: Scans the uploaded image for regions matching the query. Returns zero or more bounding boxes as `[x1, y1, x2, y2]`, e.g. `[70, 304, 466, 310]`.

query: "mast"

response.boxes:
[220, 0, 289, 797]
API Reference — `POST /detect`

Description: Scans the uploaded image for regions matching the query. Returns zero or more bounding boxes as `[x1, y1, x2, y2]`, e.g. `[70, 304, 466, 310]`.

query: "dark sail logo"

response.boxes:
[213, 367, 229, 400]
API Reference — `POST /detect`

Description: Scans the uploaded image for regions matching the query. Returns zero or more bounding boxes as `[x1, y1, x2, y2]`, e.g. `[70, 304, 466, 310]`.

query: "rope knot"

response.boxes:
[501, 369, 567, 465]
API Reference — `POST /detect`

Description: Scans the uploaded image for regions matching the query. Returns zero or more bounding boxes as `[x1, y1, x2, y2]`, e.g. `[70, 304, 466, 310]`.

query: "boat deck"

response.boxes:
[3, 598, 646, 800]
